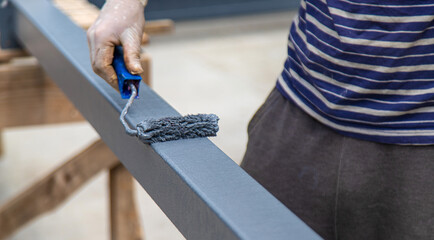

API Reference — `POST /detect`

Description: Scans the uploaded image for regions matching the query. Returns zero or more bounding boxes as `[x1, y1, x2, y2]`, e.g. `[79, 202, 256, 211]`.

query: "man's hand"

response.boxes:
[87, 0, 145, 90]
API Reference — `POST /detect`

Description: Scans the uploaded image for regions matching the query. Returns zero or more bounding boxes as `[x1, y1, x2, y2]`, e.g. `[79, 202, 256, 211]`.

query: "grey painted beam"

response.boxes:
[11, 0, 321, 239]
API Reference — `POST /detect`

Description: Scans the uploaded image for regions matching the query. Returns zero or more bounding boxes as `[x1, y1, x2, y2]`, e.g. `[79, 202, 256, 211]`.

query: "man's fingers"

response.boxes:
[121, 31, 144, 75]
[93, 45, 119, 91]
[101, 65, 118, 90]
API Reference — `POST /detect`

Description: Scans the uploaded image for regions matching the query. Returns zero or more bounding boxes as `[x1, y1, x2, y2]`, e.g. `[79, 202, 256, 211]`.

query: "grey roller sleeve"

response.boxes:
[120, 84, 219, 144]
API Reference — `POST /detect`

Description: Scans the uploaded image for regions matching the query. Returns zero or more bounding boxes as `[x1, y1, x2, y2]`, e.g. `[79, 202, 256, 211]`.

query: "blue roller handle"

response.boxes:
[112, 46, 142, 99]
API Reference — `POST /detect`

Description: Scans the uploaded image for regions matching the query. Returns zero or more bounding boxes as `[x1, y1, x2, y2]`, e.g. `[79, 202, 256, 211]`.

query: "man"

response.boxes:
[88, 0, 434, 239]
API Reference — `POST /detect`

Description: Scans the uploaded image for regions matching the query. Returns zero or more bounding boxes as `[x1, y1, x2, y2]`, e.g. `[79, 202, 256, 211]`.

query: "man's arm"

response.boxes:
[87, 0, 146, 90]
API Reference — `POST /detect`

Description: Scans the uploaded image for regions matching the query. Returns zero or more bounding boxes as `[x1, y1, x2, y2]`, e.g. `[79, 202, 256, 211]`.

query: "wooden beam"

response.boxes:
[0, 130, 3, 157]
[0, 49, 152, 129]
[52, 0, 100, 30]
[109, 164, 144, 240]
[0, 1, 173, 64]
[0, 58, 84, 128]
[0, 84, 84, 127]
[53, 0, 174, 36]
[144, 20, 175, 35]
[0, 139, 119, 240]
[0, 57, 53, 91]
[140, 52, 152, 86]
[0, 49, 28, 63]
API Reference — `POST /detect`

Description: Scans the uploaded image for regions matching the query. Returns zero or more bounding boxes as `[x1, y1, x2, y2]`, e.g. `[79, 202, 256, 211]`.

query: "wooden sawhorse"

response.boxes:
[0, 1, 173, 239]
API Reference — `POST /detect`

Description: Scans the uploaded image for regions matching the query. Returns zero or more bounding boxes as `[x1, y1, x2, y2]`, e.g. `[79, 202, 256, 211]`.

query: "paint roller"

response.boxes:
[112, 46, 219, 144]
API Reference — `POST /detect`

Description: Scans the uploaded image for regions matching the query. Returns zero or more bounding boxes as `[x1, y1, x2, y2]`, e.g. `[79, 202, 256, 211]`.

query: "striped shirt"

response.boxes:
[277, 0, 434, 144]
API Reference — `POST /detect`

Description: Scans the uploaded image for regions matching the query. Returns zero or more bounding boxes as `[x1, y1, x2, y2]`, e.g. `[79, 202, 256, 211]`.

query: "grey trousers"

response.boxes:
[241, 88, 434, 240]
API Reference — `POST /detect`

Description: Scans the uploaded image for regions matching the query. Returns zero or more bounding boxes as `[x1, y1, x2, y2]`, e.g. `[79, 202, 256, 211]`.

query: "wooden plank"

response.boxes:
[0, 130, 3, 157]
[0, 49, 28, 63]
[0, 53, 150, 128]
[140, 52, 152, 86]
[53, 0, 174, 36]
[0, 85, 83, 127]
[0, 139, 120, 240]
[109, 164, 144, 240]
[0, 1, 172, 65]
[144, 20, 175, 35]
[0, 57, 50, 90]
[52, 0, 99, 29]
[142, 33, 150, 45]
[0, 58, 84, 128]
